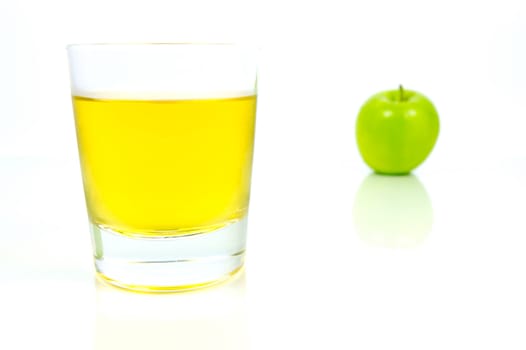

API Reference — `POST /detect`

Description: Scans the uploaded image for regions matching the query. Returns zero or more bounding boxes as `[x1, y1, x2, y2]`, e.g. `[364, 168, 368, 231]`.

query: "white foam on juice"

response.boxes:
[71, 89, 257, 101]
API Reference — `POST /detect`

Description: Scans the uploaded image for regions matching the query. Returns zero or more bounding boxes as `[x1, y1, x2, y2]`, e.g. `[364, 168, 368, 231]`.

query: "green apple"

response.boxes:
[356, 86, 439, 175]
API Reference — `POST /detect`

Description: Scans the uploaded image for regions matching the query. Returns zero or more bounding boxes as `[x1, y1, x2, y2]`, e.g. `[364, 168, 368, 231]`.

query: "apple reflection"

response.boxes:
[95, 273, 248, 350]
[353, 174, 433, 248]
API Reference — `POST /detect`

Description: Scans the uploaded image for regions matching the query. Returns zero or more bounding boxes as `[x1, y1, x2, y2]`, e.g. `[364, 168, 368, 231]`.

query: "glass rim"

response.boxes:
[66, 42, 256, 50]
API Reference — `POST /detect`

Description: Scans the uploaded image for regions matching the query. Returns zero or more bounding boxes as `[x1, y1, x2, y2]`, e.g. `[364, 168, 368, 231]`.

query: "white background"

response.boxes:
[2, 0, 526, 349]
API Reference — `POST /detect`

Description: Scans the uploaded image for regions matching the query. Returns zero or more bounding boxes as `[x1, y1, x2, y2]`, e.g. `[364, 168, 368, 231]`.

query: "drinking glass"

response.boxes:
[67, 43, 257, 292]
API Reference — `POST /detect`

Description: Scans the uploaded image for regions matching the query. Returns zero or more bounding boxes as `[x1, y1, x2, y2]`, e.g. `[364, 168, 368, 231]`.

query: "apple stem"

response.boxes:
[399, 84, 405, 102]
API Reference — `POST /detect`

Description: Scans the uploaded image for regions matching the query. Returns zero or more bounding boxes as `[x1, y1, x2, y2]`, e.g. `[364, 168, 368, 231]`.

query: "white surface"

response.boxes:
[3, 158, 526, 349]
[3, 0, 526, 349]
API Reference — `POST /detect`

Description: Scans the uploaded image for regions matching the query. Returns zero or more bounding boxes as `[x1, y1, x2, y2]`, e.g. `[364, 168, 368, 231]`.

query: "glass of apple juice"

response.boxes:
[67, 44, 257, 292]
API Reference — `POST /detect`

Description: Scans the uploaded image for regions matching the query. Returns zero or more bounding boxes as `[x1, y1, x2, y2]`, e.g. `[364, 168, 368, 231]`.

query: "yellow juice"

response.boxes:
[72, 95, 257, 236]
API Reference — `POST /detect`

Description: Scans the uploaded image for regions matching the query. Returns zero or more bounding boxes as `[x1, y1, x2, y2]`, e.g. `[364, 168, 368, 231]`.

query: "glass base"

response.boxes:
[90, 217, 247, 292]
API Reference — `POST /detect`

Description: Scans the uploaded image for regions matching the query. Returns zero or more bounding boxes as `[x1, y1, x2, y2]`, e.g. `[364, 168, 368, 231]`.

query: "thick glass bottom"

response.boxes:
[90, 217, 247, 292]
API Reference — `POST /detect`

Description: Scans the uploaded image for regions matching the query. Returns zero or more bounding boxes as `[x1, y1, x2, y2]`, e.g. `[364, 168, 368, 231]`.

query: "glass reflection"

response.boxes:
[95, 273, 248, 350]
[353, 174, 433, 248]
